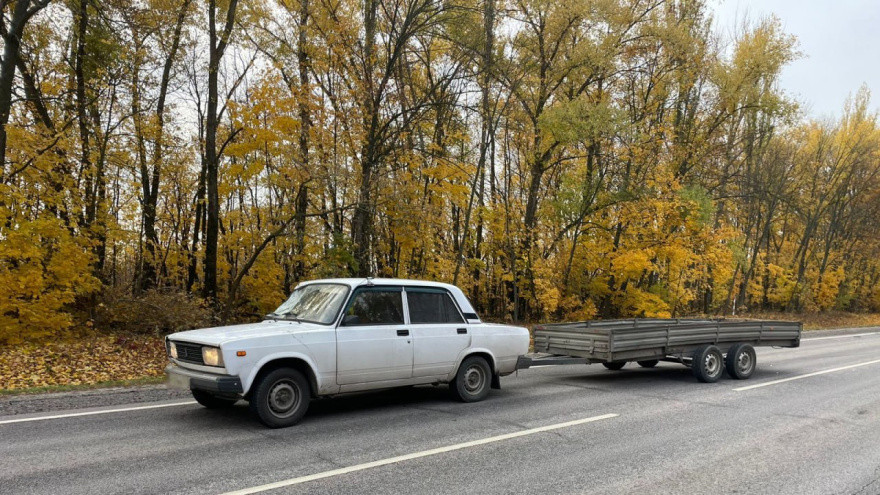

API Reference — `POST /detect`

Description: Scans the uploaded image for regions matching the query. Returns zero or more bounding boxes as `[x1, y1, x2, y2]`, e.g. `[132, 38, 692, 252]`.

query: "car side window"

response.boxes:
[406, 289, 466, 324]
[342, 288, 404, 325]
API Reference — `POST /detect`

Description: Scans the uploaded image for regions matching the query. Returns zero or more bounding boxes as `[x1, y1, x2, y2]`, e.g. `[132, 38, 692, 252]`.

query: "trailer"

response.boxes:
[517, 318, 802, 382]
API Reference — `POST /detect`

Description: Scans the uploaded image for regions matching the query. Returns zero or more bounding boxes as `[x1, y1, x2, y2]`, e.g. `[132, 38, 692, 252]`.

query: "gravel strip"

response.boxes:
[0, 384, 191, 417]
[801, 326, 880, 338]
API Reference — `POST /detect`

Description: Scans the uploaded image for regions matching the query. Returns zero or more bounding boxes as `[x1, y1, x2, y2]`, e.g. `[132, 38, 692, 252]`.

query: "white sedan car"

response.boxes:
[165, 278, 530, 427]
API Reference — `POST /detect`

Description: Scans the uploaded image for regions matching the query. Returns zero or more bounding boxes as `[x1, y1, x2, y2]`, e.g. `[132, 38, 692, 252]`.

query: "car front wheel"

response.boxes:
[249, 368, 310, 428]
[450, 356, 492, 403]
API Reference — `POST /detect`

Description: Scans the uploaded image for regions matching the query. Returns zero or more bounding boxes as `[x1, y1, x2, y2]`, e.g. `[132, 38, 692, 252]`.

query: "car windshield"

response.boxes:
[268, 284, 349, 324]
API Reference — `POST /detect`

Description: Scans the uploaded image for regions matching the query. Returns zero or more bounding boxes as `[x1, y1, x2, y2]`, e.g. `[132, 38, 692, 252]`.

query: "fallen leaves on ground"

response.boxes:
[0, 335, 167, 391]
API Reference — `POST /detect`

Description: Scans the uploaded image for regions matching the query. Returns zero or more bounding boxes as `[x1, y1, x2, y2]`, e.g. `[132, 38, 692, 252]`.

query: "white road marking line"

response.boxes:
[734, 359, 880, 391]
[219, 413, 619, 495]
[0, 400, 198, 425]
[802, 331, 880, 341]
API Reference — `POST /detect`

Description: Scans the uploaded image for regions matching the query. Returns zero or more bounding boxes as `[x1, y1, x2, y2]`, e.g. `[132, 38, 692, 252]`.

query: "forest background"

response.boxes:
[3, 0, 880, 360]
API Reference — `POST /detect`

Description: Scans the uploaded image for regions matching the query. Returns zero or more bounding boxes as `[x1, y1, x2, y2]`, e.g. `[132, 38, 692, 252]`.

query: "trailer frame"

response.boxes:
[520, 318, 801, 382]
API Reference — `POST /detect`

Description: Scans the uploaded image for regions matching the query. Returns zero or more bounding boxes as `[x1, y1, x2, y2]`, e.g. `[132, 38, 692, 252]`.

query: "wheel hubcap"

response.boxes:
[464, 365, 485, 393]
[704, 353, 720, 376]
[268, 380, 300, 418]
[736, 352, 753, 374]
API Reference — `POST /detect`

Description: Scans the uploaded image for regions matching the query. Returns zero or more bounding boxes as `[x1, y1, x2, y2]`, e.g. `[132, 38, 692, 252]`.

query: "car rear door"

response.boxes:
[406, 287, 470, 377]
[336, 286, 414, 384]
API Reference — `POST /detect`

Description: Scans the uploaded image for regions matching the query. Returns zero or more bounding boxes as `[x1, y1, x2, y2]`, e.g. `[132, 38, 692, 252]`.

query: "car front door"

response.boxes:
[336, 286, 413, 384]
[406, 287, 470, 377]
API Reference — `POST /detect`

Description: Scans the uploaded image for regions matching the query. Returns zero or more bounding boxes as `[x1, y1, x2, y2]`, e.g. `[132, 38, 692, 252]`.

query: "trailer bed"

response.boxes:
[532, 318, 801, 363]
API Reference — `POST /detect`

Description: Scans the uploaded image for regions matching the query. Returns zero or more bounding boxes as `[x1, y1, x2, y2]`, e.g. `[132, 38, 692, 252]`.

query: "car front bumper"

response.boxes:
[165, 364, 243, 394]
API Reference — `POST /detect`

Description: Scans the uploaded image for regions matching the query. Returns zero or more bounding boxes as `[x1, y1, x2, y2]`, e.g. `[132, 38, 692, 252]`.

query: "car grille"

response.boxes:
[173, 341, 205, 365]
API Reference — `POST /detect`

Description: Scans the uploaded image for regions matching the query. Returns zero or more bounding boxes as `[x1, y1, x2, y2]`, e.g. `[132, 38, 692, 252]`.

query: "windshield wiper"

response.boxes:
[265, 311, 302, 322]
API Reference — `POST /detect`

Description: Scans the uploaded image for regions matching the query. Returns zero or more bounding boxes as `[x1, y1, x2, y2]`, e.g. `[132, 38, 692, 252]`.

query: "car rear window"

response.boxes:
[406, 289, 465, 324]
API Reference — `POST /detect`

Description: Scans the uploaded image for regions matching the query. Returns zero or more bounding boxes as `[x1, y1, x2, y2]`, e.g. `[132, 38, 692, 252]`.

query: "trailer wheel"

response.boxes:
[637, 360, 659, 368]
[602, 362, 626, 371]
[725, 343, 756, 379]
[691, 345, 723, 383]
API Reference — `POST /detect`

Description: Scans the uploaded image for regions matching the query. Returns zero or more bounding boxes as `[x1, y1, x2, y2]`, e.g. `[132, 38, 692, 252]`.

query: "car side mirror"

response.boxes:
[342, 314, 360, 326]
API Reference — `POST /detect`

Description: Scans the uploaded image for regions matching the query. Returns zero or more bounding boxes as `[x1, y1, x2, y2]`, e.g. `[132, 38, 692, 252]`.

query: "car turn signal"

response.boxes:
[236, 351, 247, 357]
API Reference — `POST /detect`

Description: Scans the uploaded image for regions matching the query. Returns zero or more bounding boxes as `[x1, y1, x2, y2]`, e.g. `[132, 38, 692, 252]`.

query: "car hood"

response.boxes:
[168, 320, 326, 346]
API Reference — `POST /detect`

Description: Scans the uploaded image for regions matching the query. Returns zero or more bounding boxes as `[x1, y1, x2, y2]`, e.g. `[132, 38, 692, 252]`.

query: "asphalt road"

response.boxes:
[2, 329, 880, 495]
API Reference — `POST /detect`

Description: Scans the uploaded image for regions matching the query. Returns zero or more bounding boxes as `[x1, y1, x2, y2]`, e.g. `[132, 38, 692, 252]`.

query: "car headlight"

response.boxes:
[202, 346, 224, 367]
[169, 341, 178, 359]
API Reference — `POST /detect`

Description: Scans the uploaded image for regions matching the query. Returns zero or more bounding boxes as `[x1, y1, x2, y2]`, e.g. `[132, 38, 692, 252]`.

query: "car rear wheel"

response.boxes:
[249, 368, 310, 428]
[450, 356, 491, 403]
[191, 389, 238, 409]
[603, 361, 626, 371]
[637, 360, 659, 368]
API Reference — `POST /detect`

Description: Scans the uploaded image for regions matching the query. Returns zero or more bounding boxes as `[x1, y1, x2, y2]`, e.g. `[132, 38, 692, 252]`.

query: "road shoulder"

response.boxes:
[0, 383, 190, 417]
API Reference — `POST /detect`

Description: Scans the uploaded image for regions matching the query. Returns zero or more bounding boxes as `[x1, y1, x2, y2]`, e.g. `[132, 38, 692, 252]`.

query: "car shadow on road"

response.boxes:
[181, 365, 800, 430]
[556, 362, 796, 388]
[556, 363, 696, 385]
[184, 384, 473, 429]
[309, 385, 455, 416]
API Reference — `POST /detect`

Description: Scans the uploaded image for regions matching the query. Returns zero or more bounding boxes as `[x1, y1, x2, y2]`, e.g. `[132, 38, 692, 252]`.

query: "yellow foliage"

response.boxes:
[0, 211, 99, 344]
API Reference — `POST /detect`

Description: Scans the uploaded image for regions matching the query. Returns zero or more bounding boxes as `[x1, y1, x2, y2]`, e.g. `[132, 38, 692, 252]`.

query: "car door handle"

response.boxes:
[397, 329, 410, 336]
[457, 328, 467, 334]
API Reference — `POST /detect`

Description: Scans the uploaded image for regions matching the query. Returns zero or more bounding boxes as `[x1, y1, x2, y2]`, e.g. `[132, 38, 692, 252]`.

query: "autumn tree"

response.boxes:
[6, 0, 880, 342]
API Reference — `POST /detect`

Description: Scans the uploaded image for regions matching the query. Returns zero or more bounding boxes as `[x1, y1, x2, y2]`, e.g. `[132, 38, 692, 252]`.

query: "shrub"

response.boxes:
[95, 288, 215, 335]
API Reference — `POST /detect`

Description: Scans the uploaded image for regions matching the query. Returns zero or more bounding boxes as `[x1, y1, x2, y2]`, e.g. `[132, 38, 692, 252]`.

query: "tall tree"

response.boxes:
[0, 0, 49, 177]
[202, 0, 240, 301]
[129, 0, 192, 291]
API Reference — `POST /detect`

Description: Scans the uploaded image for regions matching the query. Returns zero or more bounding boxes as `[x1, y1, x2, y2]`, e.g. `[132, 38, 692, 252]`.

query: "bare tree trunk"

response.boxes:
[0, 0, 49, 177]
[187, 158, 207, 292]
[202, 0, 239, 302]
[139, 0, 191, 292]
[350, 0, 379, 277]
[293, 0, 311, 282]
[73, 0, 93, 225]
[453, 0, 494, 287]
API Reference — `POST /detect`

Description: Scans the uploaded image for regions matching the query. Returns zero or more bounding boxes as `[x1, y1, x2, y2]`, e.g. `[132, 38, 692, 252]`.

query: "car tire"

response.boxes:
[603, 361, 626, 371]
[191, 389, 237, 409]
[692, 345, 723, 383]
[450, 356, 492, 403]
[637, 360, 659, 368]
[725, 343, 756, 379]
[249, 368, 310, 428]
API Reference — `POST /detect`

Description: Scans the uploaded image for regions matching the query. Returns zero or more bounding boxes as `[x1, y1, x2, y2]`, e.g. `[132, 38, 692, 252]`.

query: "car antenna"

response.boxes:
[365, 276, 374, 286]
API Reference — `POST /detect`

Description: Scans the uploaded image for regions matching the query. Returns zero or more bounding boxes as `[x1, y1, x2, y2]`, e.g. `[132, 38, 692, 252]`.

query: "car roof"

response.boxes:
[295, 278, 481, 322]
[298, 278, 460, 290]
